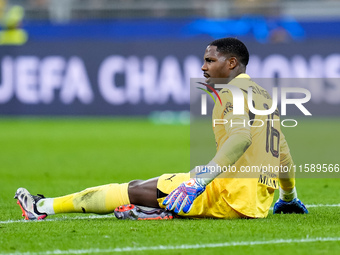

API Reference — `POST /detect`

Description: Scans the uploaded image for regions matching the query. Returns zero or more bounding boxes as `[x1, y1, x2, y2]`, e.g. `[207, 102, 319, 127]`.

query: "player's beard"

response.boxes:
[206, 78, 229, 92]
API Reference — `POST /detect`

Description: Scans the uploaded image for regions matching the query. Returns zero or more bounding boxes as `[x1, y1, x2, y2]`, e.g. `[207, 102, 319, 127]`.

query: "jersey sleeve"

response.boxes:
[212, 90, 252, 168]
[222, 91, 251, 137]
[279, 131, 295, 190]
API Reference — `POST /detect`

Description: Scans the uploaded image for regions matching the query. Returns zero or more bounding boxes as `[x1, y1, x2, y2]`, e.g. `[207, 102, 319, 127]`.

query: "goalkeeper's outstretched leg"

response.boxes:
[15, 177, 163, 220]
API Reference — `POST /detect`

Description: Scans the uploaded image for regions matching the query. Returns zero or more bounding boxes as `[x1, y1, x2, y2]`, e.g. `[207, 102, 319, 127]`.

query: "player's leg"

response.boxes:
[128, 177, 159, 207]
[114, 176, 179, 220]
[115, 177, 177, 220]
[116, 173, 228, 220]
[15, 177, 160, 220]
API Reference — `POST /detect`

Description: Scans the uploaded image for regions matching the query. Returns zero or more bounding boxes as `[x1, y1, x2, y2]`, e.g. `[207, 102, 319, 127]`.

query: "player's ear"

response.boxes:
[228, 57, 238, 69]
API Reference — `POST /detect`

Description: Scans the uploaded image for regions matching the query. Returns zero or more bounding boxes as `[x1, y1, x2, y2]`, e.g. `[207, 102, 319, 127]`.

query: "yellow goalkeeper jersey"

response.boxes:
[211, 73, 292, 218]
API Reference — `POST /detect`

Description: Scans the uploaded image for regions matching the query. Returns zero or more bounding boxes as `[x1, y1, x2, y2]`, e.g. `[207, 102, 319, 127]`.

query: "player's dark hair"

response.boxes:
[209, 38, 249, 66]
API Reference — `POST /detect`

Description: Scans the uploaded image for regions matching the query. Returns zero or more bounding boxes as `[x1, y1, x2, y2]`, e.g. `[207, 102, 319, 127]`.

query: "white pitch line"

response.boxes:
[0, 237, 339, 255]
[0, 215, 114, 224]
[305, 203, 340, 208]
[268, 203, 340, 210]
[1, 203, 339, 225]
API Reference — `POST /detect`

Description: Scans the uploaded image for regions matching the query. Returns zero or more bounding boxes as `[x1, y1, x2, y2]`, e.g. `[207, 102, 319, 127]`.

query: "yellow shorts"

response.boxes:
[157, 173, 243, 219]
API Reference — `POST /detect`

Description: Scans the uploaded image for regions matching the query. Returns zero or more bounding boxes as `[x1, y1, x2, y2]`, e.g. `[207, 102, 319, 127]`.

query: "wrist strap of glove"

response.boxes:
[279, 187, 297, 202]
[194, 160, 221, 187]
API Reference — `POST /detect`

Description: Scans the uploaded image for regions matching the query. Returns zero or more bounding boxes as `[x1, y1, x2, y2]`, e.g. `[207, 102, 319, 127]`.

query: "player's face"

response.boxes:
[201, 45, 230, 84]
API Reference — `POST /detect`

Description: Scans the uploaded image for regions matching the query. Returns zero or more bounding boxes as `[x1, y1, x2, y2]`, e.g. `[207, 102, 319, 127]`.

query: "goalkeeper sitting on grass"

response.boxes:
[15, 38, 308, 220]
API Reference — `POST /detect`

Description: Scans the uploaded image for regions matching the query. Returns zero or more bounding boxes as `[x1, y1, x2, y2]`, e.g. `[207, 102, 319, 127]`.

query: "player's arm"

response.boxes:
[278, 132, 295, 195]
[163, 96, 252, 214]
[212, 113, 252, 174]
[195, 113, 252, 186]
[273, 132, 308, 214]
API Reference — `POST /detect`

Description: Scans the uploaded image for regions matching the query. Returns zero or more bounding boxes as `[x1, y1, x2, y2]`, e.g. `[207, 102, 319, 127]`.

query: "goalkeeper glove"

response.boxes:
[273, 187, 308, 214]
[162, 178, 206, 214]
[163, 161, 219, 214]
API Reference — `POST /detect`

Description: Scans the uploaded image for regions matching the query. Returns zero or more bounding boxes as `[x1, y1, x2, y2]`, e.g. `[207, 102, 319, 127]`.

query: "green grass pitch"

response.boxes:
[0, 117, 339, 255]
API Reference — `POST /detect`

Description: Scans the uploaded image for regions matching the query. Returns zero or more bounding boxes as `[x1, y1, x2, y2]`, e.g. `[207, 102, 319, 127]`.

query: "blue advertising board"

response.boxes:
[0, 18, 339, 116]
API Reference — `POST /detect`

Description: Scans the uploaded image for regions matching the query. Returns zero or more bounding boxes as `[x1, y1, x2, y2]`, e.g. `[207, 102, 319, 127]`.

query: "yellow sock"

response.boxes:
[52, 183, 130, 214]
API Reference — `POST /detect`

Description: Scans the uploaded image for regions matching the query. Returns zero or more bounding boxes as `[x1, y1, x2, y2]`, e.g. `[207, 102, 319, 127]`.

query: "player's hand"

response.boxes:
[162, 178, 205, 214]
[273, 198, 308, 214]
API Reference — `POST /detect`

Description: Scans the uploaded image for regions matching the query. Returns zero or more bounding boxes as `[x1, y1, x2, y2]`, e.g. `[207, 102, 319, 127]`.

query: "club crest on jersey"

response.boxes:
[223, 102, 233, 115]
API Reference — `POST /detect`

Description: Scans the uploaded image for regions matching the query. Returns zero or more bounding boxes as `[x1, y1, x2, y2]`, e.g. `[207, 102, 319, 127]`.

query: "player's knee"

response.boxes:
[128, 180, 143, 196]
[127, 178, 159, 207]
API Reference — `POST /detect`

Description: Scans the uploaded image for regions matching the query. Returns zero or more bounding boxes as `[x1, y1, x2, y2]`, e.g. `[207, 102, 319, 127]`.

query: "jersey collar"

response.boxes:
[234, 73, 250, 80]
